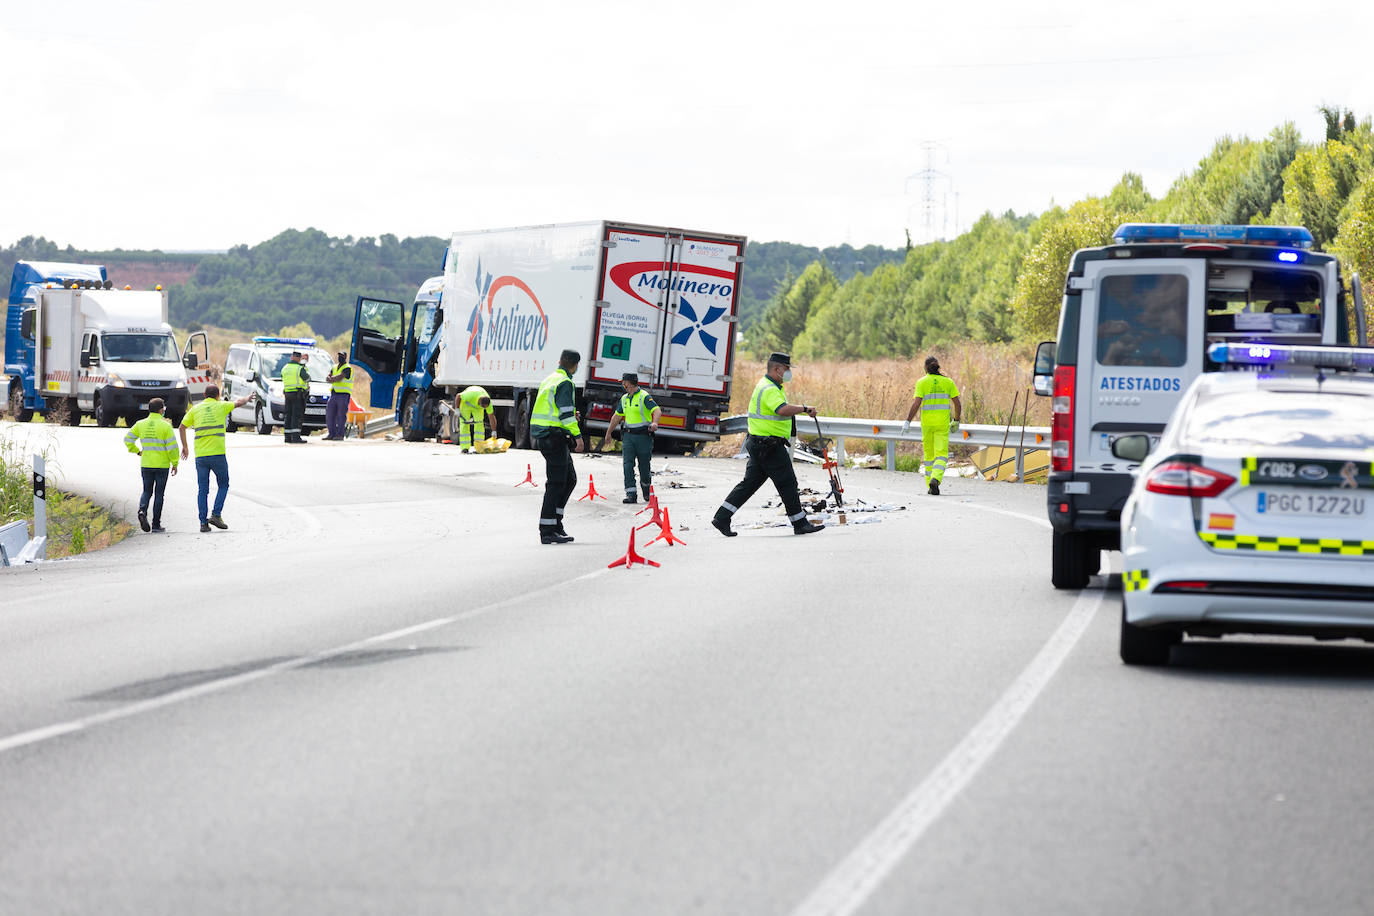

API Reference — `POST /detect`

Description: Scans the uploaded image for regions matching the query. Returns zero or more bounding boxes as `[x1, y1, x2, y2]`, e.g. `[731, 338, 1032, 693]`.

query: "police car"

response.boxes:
[1114, 343, 1374, 665]
[221, 337, 336, 435]
[1032, 223, 1367, 589]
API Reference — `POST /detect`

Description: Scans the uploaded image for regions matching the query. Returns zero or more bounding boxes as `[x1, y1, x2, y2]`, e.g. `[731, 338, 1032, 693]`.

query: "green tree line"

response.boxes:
[750, 106, 1374, 360]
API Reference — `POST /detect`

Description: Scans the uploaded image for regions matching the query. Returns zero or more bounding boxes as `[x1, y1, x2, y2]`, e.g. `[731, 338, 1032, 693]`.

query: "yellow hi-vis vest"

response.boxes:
[459, 386, 492, 420]
[618, 389, 654, 430]
[282, 361, 307, 393]
[746, 377, 790, 438]
[531, 369, 580, 436]
[331, 362, 354, 394]
[914, 373, 960, 428]
[124, 414, 180, 469]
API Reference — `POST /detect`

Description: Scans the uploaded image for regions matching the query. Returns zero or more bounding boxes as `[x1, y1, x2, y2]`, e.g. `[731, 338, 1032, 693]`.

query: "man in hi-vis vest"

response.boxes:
[598, 372, 660, 503]
[531, 349, 584, 544]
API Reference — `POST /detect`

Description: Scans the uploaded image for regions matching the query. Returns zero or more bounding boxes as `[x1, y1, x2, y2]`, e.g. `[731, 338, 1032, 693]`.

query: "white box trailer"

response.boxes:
[351, 220, 746, 449]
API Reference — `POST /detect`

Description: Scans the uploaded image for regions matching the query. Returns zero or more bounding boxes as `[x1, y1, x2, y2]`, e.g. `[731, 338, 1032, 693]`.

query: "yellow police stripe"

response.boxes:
[1240, 456, 1257, 486]
[1198, 530, 1374, 555]
[1122, 569, 1150, 592]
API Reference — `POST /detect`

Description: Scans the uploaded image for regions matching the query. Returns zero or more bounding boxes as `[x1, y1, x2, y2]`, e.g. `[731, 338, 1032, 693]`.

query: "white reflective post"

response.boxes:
[32, 454, 47, 558]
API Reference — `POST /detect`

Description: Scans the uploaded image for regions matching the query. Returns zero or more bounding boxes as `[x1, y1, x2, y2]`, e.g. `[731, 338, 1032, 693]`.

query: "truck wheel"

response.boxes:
[9, 382, 34, 422]
[255, 404, 273, 435]
[514, 395, 532, 449]
[93, 394, 114, 427]
[401, 392, 425, 442]
[1051, 530, 1094, 590]
[1119, 595, 1177, 666]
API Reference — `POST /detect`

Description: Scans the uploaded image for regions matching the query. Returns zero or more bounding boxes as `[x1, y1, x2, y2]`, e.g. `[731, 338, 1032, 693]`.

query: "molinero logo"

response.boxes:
[608, 261, 735, 355]
[465, 258, 550, 364]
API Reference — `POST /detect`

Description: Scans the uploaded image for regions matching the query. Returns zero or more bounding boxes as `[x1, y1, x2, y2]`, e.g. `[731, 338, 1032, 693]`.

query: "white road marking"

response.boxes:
[0, 565, 619, 755]
[789, 585, 1106, 916]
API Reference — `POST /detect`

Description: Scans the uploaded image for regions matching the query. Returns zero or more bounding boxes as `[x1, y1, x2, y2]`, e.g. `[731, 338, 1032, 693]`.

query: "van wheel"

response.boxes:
[1120, 595, 1177, 666]
[8, 382, 33, 422]
[401, 392, 425, 442]
[93, 394, 114, 427]
[1051, 530, 1094, 589]
[226, 417, 238, 433]
[255, 404, 273, 435]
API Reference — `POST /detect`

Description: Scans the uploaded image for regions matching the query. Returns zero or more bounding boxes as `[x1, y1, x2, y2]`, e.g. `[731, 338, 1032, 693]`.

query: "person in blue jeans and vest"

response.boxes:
[598, 372, 660, 503]
[124, 397, 179, 533]
[178, 385, 255, 532]
[531, 349, 584, 544]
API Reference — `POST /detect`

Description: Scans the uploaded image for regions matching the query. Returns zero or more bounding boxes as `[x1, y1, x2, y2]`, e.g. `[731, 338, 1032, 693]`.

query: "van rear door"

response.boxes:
[1075, 259, 1206, 470]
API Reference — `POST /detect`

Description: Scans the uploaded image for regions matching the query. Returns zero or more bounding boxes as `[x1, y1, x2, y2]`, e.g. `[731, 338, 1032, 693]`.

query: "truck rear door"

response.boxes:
[351, 297, 404, 409]
[592, 227, 742, 399]
[1076, 258, 1206, 470]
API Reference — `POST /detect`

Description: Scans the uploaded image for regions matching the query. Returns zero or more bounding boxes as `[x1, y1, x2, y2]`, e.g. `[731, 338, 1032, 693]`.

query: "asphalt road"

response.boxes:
[3, 422, 1373, 915]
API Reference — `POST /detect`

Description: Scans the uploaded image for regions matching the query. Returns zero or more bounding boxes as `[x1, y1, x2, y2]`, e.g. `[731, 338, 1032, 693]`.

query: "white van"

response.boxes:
[1031, 223, 1366, 589]
[221, 337, 336, 435]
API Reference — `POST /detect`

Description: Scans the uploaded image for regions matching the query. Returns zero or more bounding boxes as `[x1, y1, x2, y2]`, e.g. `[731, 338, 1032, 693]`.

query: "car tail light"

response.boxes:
[1050, 365, 1074, 471]
[587, 403, 614, 421]
[1144, 461, 1236, 498]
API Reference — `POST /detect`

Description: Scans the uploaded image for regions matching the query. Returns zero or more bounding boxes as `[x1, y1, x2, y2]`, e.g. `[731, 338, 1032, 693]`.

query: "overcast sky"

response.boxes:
[3, 1, 1370, 253]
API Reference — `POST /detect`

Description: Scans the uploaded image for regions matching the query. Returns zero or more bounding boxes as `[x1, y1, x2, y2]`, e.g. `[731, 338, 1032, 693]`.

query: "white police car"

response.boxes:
[1115, 343, 1374, 665]
[221, 337, 336, 436]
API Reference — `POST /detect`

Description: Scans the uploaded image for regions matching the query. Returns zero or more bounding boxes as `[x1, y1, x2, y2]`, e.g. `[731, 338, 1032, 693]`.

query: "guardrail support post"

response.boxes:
[835, 437, 845, 467]
[886, 440, 896, 472]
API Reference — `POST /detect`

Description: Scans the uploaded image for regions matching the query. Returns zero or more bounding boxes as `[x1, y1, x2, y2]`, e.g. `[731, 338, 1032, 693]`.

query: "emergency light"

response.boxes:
[1113, 224, 1315, 250]
[1207, 342, 1374, 370]
[253, 336, 317, 347]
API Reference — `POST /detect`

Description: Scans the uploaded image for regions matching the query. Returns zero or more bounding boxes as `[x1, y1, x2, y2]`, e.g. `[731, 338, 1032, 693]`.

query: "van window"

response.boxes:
[224, 348, 249, 377]
[1095, 274, 1188, 367]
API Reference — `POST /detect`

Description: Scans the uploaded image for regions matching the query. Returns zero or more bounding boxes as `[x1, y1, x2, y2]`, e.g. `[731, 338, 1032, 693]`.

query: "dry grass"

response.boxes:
[703, 341, 1050, 462]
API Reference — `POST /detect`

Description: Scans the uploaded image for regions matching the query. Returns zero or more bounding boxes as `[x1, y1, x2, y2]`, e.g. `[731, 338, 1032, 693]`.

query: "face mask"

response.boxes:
[781, 369, 793, 383]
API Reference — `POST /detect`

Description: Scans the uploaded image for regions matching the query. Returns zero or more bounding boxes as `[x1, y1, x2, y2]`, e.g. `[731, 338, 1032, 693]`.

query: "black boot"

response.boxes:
[711, 514, 737, 538]
[929, 478, 940, 496]
[540, 528, 573, 544]
[793, 519, 825, 535]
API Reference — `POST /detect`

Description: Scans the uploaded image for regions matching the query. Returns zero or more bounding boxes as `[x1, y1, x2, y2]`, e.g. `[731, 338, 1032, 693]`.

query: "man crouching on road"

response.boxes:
[531, 349, 584, 544]
[179, 385, 256, 533]
[711, 352, 824, 537]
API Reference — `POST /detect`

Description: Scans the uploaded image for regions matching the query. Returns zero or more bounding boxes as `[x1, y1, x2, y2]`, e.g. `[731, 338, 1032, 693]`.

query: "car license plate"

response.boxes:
[1257, 491, 1366, 518]
[139, 402, 149, 410]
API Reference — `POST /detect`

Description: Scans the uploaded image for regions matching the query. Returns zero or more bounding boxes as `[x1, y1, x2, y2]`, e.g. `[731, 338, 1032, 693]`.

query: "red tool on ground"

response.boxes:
[607, 526, 660, 569]
[814, 415, 844, 508]
[515, 464, 538, 487]
[577, 473, 608, 501]
[644, 507, 685, 547]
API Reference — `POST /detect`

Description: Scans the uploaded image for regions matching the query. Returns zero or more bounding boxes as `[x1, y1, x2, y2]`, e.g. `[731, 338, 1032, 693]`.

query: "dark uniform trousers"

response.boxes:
[536, 431, 578, 531]
[284, 391, 307, 440]
[720, 434, 805, 520]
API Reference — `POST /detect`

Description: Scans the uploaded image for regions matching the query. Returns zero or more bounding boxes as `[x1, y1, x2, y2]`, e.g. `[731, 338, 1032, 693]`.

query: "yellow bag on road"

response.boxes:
[473, 437, 511, 454]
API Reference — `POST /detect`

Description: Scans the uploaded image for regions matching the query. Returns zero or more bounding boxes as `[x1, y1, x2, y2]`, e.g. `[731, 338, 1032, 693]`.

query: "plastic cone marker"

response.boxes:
[607, 526, 660, 569]
[578, 473, 608, 501]
[644, 507, 685, 547]
[635, 496, 664, 531]
[515, 464, 538, 487]
[635, 486, 660, 516]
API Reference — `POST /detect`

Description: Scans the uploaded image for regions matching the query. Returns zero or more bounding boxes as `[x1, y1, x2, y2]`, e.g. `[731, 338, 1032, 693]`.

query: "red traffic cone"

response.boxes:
[577, 473, 608, 501]
[515, 464, 538, 487]
[607, 526, 660, 569]
[635, 486, 660, 516]
[644, 507, 686, 547]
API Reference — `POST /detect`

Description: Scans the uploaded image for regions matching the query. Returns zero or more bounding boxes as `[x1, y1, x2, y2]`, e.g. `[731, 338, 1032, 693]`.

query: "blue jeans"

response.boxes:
[195, 455, 230, 523]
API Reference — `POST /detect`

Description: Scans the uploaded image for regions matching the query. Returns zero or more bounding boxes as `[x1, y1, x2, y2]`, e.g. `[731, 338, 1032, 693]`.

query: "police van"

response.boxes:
[1031, 224, 1368, 589]
[221, 337, 336, 435]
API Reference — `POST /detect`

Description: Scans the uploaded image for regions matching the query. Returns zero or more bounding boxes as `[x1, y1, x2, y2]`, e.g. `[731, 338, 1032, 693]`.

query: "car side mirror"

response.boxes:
[245, 370, 256, 382]
[80, 352, 91, 368]
[1111, 434, 1152, 462]
[1031, 340, 1056, 396]
[184, 353, 199, 370]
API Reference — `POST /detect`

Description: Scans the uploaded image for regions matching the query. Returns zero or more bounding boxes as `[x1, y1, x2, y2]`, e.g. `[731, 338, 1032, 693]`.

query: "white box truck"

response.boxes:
[349, 221, 746, 450]
[4, 262, 207, 426]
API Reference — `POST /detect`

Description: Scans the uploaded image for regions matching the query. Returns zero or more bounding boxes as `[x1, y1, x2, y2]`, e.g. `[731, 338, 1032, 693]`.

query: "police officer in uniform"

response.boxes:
[282, 351, 311, 443]
[324, 351, 353, 440]
[711, 353, 825, 537]
[598, 372, 660, 503]
[531, 349, 584, 544]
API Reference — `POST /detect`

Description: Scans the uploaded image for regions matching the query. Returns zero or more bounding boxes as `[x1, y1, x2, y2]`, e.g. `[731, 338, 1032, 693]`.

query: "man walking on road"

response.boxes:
[901, 355, 962, 495]
[124, 397, 178, 533]
[455, 385, 497, 452]
[711, 353, 824, 537]
[179, 385, 255, 532]
[324, 351, 353, 440]
[531, 349, 584, 544]
[282, 351, 311, 443]
[598, 372, 660, 503]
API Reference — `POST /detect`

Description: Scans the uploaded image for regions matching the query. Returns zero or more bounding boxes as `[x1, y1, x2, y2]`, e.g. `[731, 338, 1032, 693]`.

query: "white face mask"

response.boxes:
[781, 369, 793, 383]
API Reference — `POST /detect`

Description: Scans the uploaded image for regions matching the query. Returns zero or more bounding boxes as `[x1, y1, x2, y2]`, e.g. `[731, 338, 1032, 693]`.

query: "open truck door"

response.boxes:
[351, 296, 405, 409]
[182, 331, 210, 401]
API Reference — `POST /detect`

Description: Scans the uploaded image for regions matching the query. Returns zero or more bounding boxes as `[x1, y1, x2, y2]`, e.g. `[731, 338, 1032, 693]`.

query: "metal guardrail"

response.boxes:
[361, 414, 398, 437]
[719, 415, 1051, 478]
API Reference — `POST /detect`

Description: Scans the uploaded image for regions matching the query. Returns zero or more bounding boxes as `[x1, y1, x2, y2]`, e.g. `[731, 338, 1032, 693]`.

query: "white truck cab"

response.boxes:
[222, 337, 335, 435]
[1031, 223, 1365, 589]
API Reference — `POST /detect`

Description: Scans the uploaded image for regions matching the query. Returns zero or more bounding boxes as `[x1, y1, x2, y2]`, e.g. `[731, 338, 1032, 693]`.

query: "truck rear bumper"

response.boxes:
[1047, 471, 1131, 546]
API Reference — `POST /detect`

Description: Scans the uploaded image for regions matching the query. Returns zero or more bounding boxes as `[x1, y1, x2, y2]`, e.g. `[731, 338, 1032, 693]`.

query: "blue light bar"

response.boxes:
[1113, 224, 1314, 249]
[253, 336, 317, 347]
[1208, 342, 1374, 370]
[1277, 251, 1299, 263]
